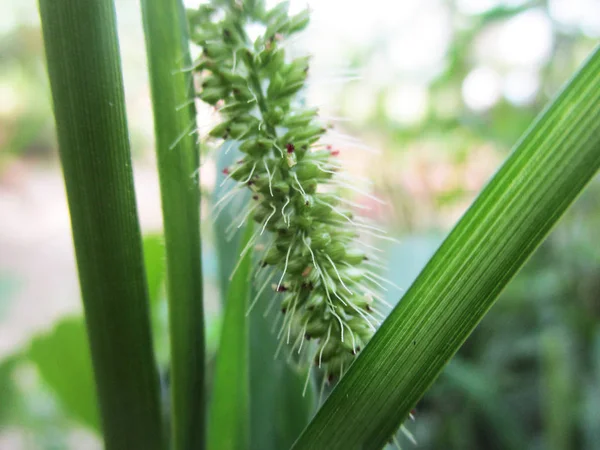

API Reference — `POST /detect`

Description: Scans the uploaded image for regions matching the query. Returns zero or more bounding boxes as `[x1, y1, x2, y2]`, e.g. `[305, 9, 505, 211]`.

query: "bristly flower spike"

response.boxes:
[187, 0, 389, 382]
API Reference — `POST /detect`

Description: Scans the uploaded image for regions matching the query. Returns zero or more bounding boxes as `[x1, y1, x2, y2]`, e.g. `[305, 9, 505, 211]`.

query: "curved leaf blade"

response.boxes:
[293, 45, 600, 449]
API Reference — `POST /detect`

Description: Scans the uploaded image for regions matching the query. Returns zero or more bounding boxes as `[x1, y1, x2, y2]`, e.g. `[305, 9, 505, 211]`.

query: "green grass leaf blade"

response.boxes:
[208, 222, 254, 450]
[293, 45, 600, 450]
[139, 0, 204, 449]
[37, 0, 164, 447]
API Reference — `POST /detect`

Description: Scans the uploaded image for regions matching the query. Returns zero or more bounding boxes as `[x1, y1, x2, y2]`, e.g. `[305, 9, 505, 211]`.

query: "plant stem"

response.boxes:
[293, 45, 600, 450]
[38, 0, 163, 448]
[139, 1, 205, 449]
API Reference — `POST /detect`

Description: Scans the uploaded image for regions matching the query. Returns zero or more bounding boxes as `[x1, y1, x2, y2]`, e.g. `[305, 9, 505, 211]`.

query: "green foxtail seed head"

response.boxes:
[188, 0, 393, 384]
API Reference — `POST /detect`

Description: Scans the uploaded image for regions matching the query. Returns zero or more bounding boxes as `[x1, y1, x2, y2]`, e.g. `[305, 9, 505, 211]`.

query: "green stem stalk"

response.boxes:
[140, 1, 205, 449]
[38, 0, 163, 448]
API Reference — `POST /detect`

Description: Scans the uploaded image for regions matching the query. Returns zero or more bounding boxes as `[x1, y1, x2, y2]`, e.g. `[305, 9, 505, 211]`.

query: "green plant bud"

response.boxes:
[189, 56, 210, 73]
[229, 161, 255, 182]
[266, 16, 290, 38]
[308, 149, 333, 163]
[339, 335, 360, 354]
[294, 161, 320, 181]
[221, 26, 244, 45]
[344, 247, 367, 265]
[304, 317, 328, 338]
[267, 72, 285, 99]
[315, 193, 339, 206]
[274, 237, 294, 255]
[190, 28, 217, 44]
[346, 293, 371, 310]
[188, 4, 215, 23]
[306, 293, 325, 310]
[269, 180, 291, 196]
[220, 71, 247, 87]
[239, 138, 272, 157]
[282, 70, 307, 90]
[283, 56, 310, 76]
[253, 206, 270, 226]
[280, 108, 319, 128]
[199, 87, 228, 105]
[228, 121, 256, 140]
[347, 318, 374, 342]
[340, 266, 365, 283]
[220, 101, 256, 117]
[310, 231, 331, 249]
[232, 87, 255, 102]
[286, 151, 297, 167]
[322, 273, 339, 296]
[241, 48, 256, 67]
[264, 106, 284, 126]
[311, 201, 334, 219]
[203, 42, 230, 60]
[288, 9, 310, 34]
[292, 215, 312, 231]
[287, 256, 309, 275]
[257, 44, 273, 64]
[262, 244, 283, 265]
[202, 74, 225, 89]
[208, 121, 231, 139]
[303, 179, 318, 194]
[263, 48, 286, 74]
[325, 241, 346, 261]
[273, 82, 304, 100]
[283, 125, 326, 144]
[316, 337, 340, 364]
[265, 1, 289, 22]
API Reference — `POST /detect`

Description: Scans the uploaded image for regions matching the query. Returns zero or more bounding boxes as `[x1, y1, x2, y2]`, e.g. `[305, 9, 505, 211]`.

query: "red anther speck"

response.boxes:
[286, 143, 295, 153]
[331, 150, 340, 156]
[222, 167, 230, 175]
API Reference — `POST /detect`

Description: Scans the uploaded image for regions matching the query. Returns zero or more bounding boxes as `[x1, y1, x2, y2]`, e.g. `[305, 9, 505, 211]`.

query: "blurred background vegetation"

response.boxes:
[0, 0, 598, 449]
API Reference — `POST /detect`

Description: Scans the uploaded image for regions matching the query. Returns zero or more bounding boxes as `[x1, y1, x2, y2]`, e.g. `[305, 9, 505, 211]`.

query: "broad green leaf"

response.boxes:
[208, 222, 254, 450]
[28, 317, 99, 432]
[293, 46, 600, 450]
